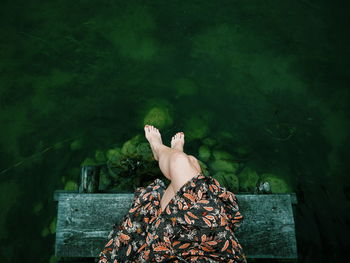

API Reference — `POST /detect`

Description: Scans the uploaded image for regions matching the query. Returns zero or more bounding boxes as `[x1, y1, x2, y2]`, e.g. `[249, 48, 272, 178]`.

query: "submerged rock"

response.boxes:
[212, 150, 233, 160]
[234, 146, 252, 158]
[81, 157, 97, 166]
[218, 131, 235, 140]
[184, 116, 209, 140]
[136, 142, 153, 161]
[121, 134, 142, 156]
[106, 148, 123, 164]
[64, 180, 78, 191]
[70, 138, 83, 150]
[203, 137, 217, 147]
[95, 150, 107, 164]
[260, 173, 292, 193]
[210, 159, 239, 173]
[198, 145, 211, 161]
[143, 105, 173, 129]
[255, 181, 272, 194]
[237, 167, 259, 192]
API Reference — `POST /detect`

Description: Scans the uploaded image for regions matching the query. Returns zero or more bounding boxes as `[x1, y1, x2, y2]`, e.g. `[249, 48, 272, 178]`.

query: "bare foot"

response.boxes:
[171, 132, 185, 152]
[144, 125, 163, 161]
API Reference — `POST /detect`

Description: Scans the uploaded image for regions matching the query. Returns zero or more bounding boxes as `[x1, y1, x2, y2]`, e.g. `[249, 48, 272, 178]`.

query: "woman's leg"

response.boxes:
[144, 125, 202, 209]
[166, 152, 201, 193]
[170, 131, 202, 175]
[144, 125, 200, 182]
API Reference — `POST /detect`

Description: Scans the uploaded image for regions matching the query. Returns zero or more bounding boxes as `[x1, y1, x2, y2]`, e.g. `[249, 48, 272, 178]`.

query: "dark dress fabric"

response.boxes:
[97, 173, 247, 263]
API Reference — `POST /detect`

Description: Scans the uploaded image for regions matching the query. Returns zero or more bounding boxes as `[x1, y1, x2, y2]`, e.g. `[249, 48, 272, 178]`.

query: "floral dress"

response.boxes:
[97, 173, 247, 263]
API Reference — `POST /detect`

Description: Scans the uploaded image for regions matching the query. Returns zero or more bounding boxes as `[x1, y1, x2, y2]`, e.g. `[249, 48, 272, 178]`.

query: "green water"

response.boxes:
[0, 0, 349, 262]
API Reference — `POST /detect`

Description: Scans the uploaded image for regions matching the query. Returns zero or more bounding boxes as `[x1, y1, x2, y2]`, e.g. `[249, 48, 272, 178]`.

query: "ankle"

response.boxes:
[153, 142, 166, 153]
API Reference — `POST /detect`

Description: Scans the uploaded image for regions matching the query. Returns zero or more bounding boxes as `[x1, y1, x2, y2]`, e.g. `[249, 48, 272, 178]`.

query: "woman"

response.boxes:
[98, 125, 247, 263]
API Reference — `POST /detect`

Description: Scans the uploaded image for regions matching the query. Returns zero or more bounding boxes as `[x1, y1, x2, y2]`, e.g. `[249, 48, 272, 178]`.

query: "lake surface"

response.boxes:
[0, 0, 349, 262]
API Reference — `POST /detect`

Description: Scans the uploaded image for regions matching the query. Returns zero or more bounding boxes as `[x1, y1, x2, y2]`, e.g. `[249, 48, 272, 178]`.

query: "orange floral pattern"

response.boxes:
[97, 173, 247, 263]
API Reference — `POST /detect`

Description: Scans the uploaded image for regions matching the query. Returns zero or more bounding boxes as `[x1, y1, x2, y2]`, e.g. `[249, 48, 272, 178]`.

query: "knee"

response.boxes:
[188, 155, 201, 172]
[169, 151, 190, 163]
[187, 155, 198, 163]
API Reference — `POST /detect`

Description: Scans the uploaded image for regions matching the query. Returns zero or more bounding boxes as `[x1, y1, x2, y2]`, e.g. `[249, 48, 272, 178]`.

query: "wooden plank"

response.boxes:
[54, 192, 297, 259]
[55, 193, 134, 258]
[235, 194, 297, 259]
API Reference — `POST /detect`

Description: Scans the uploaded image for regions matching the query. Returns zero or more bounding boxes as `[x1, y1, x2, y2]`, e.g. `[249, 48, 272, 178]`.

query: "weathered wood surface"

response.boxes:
[53, 191, 298, 260]
[78, 166, 101, 193]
